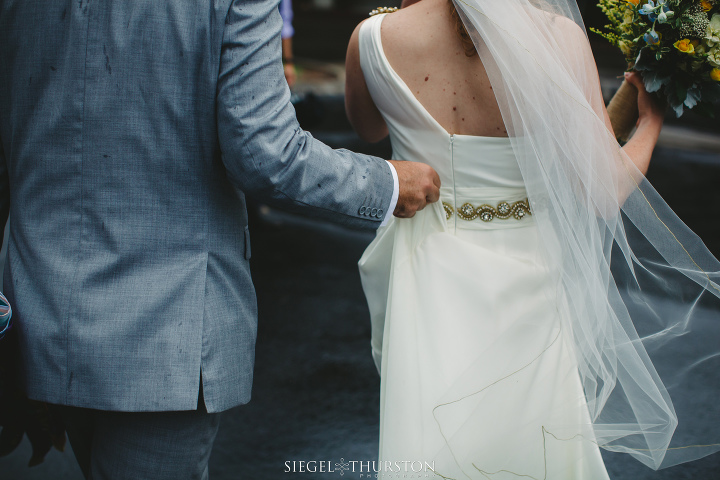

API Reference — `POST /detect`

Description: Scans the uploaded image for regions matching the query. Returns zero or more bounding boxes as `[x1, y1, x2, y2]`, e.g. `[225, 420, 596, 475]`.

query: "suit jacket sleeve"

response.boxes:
[217, 0, 395, 229]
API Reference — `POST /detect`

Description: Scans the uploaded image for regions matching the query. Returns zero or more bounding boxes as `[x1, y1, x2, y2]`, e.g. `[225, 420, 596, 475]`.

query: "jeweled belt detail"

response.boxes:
[443, 198, 532, 222]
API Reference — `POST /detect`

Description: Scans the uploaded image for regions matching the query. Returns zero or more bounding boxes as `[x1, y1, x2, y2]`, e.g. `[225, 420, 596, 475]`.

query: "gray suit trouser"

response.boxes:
[56, 393, 220, 480]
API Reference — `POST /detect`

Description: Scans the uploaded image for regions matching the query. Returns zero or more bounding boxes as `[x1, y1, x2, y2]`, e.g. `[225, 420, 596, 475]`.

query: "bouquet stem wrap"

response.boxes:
[607, 79, 639, 143]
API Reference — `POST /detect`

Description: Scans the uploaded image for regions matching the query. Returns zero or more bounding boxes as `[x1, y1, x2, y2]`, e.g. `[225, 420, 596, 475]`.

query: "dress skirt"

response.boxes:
[359, 196, 611, 480]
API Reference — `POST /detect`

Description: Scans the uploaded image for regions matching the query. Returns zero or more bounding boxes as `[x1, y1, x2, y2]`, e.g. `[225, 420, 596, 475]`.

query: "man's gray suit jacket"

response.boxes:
[0, 0, 395, 413]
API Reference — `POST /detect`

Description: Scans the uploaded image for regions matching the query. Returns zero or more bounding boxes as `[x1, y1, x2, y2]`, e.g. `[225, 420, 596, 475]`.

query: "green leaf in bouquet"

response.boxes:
[675, 82, 688, 103]
[642, 69, 672, 92]
[668, 93, 685, 116]
[684, 84, 701, 109]
[635, 47, 658, 71]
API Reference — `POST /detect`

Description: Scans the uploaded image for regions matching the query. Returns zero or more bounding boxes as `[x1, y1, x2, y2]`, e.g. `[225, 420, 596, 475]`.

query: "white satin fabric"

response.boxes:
[358, 14, 611, 479]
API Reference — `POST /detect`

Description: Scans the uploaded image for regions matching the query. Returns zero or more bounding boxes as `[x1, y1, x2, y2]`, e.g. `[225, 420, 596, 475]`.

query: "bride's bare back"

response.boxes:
[346, 0, 507, 141]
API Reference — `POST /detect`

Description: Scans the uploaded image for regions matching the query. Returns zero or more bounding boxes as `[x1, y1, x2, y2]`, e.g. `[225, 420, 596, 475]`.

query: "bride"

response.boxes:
[345, 0, 720, 478]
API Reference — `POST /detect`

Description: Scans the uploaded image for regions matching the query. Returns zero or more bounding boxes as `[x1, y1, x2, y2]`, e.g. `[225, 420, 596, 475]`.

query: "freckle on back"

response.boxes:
[379, 4, 507, 137]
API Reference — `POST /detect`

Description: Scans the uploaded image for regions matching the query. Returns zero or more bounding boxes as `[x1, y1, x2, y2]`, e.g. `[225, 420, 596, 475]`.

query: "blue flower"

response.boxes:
[639, 0, 656, 16]
[657, 8, 673, 24]
[639, 0, 674, 24]
[644, 30, 661, 45]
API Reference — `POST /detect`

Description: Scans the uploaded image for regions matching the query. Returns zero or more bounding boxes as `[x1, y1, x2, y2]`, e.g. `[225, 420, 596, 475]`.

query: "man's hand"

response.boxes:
[389, 160, 441, 218]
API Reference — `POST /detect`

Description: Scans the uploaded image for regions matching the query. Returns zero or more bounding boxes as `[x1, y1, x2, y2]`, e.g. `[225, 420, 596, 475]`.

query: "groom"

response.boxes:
[0, 0, 439, 478]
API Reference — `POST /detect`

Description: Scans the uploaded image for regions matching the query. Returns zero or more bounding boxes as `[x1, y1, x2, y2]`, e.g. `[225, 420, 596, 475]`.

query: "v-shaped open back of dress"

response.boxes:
[357, 13, 611, 480]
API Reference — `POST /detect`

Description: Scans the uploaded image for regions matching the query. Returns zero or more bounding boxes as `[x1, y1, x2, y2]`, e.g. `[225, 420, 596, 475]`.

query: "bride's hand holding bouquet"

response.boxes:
[592, 0, 720, 140]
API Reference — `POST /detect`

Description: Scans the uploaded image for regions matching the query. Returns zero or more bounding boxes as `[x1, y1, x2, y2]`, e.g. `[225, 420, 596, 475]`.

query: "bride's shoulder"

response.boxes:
[531, 5, 587, 42]
[380, 2, 446, 52]
[351, 0, 449, 46]
[525, 4, 591, 63]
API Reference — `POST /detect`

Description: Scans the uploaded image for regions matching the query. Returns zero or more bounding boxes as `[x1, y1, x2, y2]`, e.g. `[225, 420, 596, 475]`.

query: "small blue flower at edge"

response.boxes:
[639, 0, 656, 16]
[639, 0, 674, 24]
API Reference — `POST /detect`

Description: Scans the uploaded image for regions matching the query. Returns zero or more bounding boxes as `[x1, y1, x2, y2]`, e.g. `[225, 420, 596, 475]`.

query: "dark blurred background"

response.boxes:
[2, 1, 719, 479]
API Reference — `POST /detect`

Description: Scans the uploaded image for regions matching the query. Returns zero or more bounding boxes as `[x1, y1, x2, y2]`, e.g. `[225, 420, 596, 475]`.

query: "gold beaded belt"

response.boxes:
[443, 199, 532, 222]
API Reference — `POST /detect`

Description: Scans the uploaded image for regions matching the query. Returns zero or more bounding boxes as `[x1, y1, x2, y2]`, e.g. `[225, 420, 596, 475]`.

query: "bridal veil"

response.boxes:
[449, 0, 720, 470]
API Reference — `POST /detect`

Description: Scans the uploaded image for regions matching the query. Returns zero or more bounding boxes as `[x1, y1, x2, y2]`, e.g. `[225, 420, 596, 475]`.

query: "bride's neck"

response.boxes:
[448, 1, 477, 57]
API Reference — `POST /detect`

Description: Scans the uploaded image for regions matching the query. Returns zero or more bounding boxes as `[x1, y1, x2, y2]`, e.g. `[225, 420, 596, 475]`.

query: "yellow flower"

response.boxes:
[674, 39, 696, 54]
[701, 0, 713, 12]
[626, 0, 640, 5]
[712, 68, 720, 81]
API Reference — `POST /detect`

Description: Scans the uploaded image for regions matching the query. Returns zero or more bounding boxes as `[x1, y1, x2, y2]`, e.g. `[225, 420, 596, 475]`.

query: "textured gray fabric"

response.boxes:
[58, 405, 221, 480]
[0, 0, 394, 413]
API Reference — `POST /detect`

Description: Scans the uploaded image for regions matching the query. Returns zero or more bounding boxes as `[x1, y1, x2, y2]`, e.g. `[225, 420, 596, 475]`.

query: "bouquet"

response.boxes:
[0, 292, 11, 340]
[591, 0, 720, 138]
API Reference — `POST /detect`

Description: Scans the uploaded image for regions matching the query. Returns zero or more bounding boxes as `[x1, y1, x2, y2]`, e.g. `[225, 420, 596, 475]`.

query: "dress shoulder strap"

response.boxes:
[358, 14, 388, 89]
[358, 14, 413, 122]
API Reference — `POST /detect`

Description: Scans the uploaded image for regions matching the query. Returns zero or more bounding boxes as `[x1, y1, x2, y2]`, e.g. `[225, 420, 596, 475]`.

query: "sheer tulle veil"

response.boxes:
[449, 0, 720, 470]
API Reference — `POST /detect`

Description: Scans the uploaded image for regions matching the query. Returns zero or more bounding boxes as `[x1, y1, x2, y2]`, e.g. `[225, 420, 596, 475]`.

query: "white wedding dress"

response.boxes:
[358, 14, 611, 480]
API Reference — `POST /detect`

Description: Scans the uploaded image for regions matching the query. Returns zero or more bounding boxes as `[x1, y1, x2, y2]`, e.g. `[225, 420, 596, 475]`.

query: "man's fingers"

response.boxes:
[393, 204, 417, 218]
[419, 164, 441, 204]
[425, 184, 440, 203]
[432, 169, 441, 189]
[389, 159, 440, 218]
[394, 196, 425, 218]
